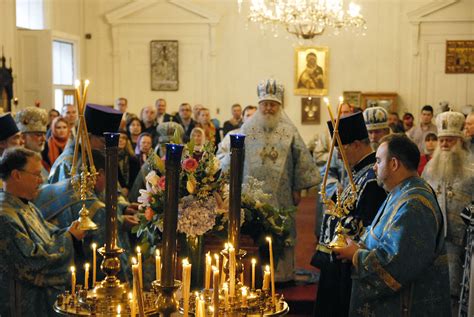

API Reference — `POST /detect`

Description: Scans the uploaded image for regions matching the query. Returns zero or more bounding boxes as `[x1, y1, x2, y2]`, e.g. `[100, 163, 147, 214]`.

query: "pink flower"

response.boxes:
[145, 207, 154, 221]
[158, 176, 166, 190]
[182, 158, 199, 172]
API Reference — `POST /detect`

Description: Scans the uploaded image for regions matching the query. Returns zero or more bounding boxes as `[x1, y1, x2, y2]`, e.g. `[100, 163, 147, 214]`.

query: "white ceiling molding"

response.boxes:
[105, 0, 220, 25]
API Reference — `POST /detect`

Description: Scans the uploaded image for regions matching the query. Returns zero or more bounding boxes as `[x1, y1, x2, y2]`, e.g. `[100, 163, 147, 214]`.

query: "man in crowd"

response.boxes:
[240, 79, 320, 282]
[363, 106, 391, 151]
[193, 104, 204, 122]
[388, 111, 405, 132]
[312, 111, 387, 316]
[175, 102, 196, 142]
[334, 134, 451, 316]
[15, 107, 49, 182]
[222, 103, 243, 136]
[0, 113, 23, 156]
[407, 105, 437, 151]
[0, 147, 86, 316]
[217, 105, 257, 171]
[114, 97, 134, 128]
[140, 105, 158, 146]
[465, 111, 474, 155]
[155, 98, 176, 125]
[49, 104, 123, 183]
[422, 110, 474, 312]
[61, 103, 78, 140]
[35, 150, 136, 283]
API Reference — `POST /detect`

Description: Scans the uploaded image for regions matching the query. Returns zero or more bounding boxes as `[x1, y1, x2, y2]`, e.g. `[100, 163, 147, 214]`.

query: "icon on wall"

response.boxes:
[294, 46, 329, 96]
[150, 40, 179, 91]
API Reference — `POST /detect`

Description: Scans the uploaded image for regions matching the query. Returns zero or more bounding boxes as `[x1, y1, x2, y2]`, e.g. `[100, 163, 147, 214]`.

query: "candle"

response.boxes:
[240, 272, 244, 285]
[155, 249, 161, 282]
[214, 253, 220, 275]
[241, 287, 248, 307]
[199, 296, 206, 317]
[251, 258, 256, 289]
[194, 292, 200, 317]
[129, 292, 136, 317]
[82, 79, 90, 108]
[182, 258, 192, 317]
[266, 237, 276, 307]
[221, 257, 227, 287]
[132, 258, 145, 316]
[223, 283, 229, 311]
[205, 252, 212, 290]
[228, 244, 236, 297]
[92, 243, 97, 287]
[117, 304, 121, 316]
[338, 95, 344, 105]
[262, 265, 270, 290]
[136, 246, 143, 289]
[213, 267, 219, 317]
[70, 266, 76, 294]
[84, 263, 90, 290]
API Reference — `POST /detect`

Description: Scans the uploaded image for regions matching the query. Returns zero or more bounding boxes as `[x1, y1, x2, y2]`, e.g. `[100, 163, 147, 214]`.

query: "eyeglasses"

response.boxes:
[19, 169, 43, 180]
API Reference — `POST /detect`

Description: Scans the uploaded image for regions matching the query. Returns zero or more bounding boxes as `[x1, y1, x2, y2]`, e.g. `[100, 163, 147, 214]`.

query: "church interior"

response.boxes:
[0, 0, 473, 316]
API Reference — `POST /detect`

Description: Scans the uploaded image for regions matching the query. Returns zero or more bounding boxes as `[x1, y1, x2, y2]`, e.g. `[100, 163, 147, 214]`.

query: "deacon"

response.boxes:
[334, 134, 451, 316]
[422, 110, 474, 312]
[363, 106, 391, 151]
[48, 103, 123, 183]
[0, 113, 23, 189]
[240, 79, 320, 282]
[15, 107, 49, 182]
[0, 147, 85, 316]
[311, 112, 387, 317]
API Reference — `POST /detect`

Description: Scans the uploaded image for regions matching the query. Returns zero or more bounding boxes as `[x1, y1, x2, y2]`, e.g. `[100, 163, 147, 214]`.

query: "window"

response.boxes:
[16, 0, 45, 30]
[53, 40, 75, 110]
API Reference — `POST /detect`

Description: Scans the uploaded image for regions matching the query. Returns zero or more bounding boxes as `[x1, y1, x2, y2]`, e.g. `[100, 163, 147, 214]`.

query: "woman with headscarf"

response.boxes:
[135, 132, 153, 167]
[42, 116, 70, 171]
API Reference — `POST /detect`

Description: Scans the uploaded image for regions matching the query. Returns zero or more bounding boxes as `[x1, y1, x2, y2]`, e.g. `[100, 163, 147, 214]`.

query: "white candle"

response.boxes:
[84, 263, 90, 290]
[228, 245, 236, 297]
[266, 237, 276, 307]
[214, 253, 220, 276]
[136, 246, 143, 289]
[92, 243, 97, 287]
[205, 252, 212, 290]
[182, 258, 191, 317]
[117, 304, 121, 316]
[213, 267, 219, 317]
[263, 265, 270, 290]
[223, 283, 229, 311]
[155, 249, 161, 282]
[251, 258, 256, 290]
[195, 292, 200, 317]
[70, 266, 76, 294]
[241, 286, 248, 307]
[129, 292, 135, 317]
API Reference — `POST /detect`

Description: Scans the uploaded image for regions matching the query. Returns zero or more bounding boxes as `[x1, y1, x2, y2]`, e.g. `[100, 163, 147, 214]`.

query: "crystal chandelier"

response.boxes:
[237, 0, 367, 40]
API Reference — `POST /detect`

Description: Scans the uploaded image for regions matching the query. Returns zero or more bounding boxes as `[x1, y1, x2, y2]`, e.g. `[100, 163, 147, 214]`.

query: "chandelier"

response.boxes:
[237, 0, 367, 40]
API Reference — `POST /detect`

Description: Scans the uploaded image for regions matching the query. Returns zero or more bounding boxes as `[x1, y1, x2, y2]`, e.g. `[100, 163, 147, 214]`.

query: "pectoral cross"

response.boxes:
[357, 303, 374, 317]
[259, 146, 279, 164]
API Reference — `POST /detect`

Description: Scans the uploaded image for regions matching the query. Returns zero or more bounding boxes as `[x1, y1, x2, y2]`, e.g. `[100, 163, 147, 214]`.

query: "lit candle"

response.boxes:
[241, 286, 248, 307]
[84, 263, 90, 290]
[182, 258, 192, 317]
[262, 265, 270, 290]
[199, 296, 206, 317]
[212, 267, 219, 317]
[136, 246, 143, 289]
[117, 304, 121, 316]
[228, 244, 236, 297]
[194, 292, 200, 317]
[214, 253, 220, 275]
[251, 258, 256, 290]
[339, 95, 344, 105]
[70, 266, 76, 294]
[92, 243, 97, 287]
[132, 258, 145, 316]
[74, 80, 81, 107]
[82, 79, 90, 108]
[155, 249, 161, 282]
[205, 252, 212, 290]
[266, 236, 276, 307]
[223, 283, 229, 311]
[221, 257, 227, 287]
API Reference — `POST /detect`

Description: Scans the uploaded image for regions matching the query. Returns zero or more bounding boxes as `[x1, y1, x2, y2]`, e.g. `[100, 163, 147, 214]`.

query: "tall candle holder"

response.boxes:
[53, 133, 160, 316]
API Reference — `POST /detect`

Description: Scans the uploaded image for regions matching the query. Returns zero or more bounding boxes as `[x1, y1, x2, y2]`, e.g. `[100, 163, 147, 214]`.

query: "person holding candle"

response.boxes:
[333, 134, 451, 316]
[240, 79, 320, 282]
[311, 111, 387, 317]
[0, 147, 86, 316]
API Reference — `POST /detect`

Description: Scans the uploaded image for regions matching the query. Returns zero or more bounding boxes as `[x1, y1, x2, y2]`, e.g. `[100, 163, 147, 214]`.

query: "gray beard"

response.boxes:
[250, 109, 282, 132]
[424, 143, 468, 183]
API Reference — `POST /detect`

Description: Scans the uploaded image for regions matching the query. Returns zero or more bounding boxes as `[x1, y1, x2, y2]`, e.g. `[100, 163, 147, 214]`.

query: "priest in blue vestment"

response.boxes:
[334, 134, 451, 316]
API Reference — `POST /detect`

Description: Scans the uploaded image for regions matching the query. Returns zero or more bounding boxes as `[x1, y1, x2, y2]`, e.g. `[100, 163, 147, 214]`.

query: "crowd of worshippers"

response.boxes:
[0, 79, 473, 316]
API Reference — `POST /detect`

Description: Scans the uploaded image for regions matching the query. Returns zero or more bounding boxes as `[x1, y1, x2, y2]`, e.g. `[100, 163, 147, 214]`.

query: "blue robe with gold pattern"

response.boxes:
[0, 191, 74, 316]
[350, 177, 451, 316]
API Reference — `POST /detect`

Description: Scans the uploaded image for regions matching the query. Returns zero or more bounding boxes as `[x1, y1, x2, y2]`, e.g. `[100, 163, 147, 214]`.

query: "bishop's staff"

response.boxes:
[70, 79, 98, 230]
[319, 97, 357, 248]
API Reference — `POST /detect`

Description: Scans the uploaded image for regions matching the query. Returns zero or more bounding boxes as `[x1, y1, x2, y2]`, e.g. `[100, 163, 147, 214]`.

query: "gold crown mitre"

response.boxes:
[257, 79, 284, 104]
[436, 110, 465, 138]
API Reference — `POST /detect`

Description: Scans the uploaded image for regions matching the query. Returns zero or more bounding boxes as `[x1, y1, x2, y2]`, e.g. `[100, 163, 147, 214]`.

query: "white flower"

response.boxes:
[177, 195, 217, 238]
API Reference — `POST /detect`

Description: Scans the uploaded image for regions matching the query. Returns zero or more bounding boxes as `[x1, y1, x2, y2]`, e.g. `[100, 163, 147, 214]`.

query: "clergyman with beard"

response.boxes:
[240, 79, 320, 282]
[422, 110, 474, 314]
[15, 107, 49, 183]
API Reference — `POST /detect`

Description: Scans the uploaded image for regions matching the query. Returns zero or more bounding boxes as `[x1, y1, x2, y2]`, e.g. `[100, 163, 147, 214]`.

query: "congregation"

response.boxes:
[0, 78, 473, 316]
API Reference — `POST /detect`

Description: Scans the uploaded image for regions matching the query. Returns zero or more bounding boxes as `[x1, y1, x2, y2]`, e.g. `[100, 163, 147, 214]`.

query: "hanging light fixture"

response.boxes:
[237, 0, 367, 40]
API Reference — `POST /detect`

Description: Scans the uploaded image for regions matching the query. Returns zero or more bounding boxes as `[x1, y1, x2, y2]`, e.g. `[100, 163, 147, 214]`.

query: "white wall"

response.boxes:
[3, 0, 474, 142]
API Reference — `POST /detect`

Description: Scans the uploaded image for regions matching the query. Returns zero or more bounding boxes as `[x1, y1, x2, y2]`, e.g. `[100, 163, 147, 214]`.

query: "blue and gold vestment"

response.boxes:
[350, 176, 451, 316]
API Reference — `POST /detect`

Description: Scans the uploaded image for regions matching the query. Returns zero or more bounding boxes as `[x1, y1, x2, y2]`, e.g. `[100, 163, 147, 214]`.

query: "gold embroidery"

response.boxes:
[370, 254, 401, 291]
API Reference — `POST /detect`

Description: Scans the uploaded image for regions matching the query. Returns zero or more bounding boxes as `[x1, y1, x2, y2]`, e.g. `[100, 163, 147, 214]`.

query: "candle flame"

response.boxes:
[91, 243, 97, 250]
[182, 258, 189, 265]
[214, 253, 219, 261]
[212, 266, 218, 272]
[265, 265, 270, 273]
[241, 287, 247, 295]
[339, 96, 344, 103]
[156, 249, 160, 257]
[324, 97, 329, 105]
[85, 79, 90, 86]
[84, 263, 90, 269]
[136, 246, 141, 253]
[266, 236, 272, 242]
[117, 304, 121, 314]
[70, 266, 75, 273]
[132, 257, 137, 265]
[128, 292, 133, 300]
[223, 282, 228, 290]
[74, 80, 81, 88]
[251, 258, 257, 265]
